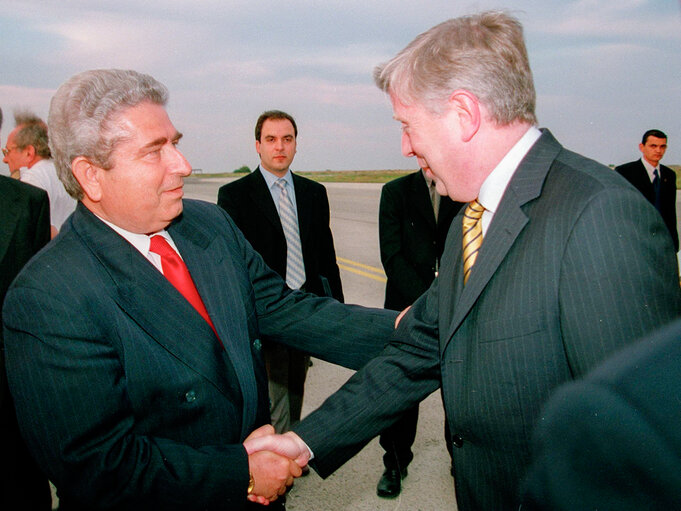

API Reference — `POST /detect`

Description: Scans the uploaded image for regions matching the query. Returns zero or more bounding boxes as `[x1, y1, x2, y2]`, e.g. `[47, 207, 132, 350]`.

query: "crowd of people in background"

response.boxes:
[1, 9, 679, 511]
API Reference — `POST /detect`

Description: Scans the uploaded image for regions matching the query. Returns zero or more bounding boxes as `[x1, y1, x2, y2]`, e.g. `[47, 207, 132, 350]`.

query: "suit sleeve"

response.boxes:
[292, 278, 442, 477]
[4, 280, 252, 509]
[557, 185, 680, 377]
[379, 184, 432, 298]
[220, 207, 394, 369]
[522, 380, 681, 510]
[315, 186, 344, 301]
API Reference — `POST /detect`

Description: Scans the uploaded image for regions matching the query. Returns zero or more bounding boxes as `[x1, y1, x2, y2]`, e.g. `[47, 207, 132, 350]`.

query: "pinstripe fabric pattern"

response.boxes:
[294, 130, 681, 511]
[2, 200, 396, 510]
[275, 179, 305, 289]
[462, 200, 484, 284]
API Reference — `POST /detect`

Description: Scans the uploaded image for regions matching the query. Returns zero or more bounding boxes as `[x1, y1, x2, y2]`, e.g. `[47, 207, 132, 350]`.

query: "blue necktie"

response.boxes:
[275, 179, 306, 289]
[653, 168, 662, 212]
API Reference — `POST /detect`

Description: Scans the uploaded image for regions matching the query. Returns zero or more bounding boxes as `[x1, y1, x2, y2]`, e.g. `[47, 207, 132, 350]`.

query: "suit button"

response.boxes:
[253, 338, 262, 351]
[185, 390, 197, 403]
[452, 434, 463, 448]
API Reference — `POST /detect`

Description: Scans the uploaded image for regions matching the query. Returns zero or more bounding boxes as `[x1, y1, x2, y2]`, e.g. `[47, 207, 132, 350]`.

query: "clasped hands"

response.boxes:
[243, 424, 311, 505]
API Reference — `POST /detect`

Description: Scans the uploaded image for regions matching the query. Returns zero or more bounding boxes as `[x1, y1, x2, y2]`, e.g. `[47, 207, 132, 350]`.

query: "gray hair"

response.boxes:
[13, 110, 51, 159]
[374, 10, 537, 126]
[48, 69, 168, 200]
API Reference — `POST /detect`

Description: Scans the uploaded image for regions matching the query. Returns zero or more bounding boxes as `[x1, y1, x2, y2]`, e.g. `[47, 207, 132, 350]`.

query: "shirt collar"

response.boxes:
[640, 157, 659, 181]
[95, 215, 179, 257]
[478, 126, 542, 214]
[260, 166, 294, 190]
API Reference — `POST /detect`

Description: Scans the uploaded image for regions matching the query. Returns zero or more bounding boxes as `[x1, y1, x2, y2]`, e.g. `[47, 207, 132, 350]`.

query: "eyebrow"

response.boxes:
[138, 132, 183, 153]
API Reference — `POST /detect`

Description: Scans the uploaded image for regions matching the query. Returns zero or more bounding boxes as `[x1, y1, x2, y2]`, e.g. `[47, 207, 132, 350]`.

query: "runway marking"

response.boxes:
[337, 257, 387, 283]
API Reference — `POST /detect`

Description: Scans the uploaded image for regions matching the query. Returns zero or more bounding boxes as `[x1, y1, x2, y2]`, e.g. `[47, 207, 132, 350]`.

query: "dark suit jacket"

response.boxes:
[2, 200, 395, 510]
[615, 159, 678, 251]
[379, 170, 462, 310]
[522, 318, 681, 510]
[0, 176, 51, 509]
[294, 130, 681, 510]
[217, 167, 343, 301]
[0, 176, 50, 406]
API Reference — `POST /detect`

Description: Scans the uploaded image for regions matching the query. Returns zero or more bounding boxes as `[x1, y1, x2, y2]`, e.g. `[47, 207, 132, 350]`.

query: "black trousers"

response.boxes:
[378, 405, 418, 471]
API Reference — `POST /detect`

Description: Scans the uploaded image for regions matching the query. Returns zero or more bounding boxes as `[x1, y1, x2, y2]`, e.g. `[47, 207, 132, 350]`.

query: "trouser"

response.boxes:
[1, 397, 52, 510]
[378, 404, 419, 471]
[264, 343, 310, 433]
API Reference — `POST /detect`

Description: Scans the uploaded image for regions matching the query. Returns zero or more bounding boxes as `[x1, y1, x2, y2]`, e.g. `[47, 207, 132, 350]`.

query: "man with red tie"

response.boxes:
[2, 69, 395, 511]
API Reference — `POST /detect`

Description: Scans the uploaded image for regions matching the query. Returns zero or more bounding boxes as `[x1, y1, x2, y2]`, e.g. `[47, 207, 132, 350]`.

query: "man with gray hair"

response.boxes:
[2, 69, 395, 510]
[244, 11, 681, 510]
[3, 111, 76, 237]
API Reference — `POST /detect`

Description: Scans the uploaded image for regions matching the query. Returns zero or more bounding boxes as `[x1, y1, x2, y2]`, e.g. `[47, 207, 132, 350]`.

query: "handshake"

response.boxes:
[243, 425, 311, 505]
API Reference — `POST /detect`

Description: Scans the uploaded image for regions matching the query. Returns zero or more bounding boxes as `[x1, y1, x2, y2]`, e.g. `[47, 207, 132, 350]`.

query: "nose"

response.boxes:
[401, 132, 415, 157]
[168, 145, 192, 176]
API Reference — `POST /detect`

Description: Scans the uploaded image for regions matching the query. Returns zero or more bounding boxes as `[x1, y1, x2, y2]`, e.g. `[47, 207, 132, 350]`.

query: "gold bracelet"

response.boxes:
[247, 473, 255, 495]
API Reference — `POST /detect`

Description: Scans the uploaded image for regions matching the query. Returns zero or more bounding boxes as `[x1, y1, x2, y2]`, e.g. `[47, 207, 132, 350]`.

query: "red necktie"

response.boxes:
[149, 235, 219, 340]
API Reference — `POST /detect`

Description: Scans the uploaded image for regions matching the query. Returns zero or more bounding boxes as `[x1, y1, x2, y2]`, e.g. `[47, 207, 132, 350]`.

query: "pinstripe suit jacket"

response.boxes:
[294, 130, 681, 510]
[2, 199, 395, 510]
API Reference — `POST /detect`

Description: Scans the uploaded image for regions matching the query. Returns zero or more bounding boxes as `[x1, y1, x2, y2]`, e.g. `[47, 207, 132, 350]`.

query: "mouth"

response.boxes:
[165, 185, 184, 198]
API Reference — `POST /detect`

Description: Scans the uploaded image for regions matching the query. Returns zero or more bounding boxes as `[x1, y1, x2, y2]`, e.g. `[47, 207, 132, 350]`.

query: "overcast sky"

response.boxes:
[1, 0, 679, 176]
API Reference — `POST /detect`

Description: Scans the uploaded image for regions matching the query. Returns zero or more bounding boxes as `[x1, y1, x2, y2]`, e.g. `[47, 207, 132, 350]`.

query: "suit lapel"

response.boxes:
[170, 217, 260, 435]
[441, 130, 561, 352]
[72, 205, 244, 408]
[634, 161, 655, 198]
[250, 168, 284, 235]
[412, 172, 437, 230]
[292, 173, 313, 246]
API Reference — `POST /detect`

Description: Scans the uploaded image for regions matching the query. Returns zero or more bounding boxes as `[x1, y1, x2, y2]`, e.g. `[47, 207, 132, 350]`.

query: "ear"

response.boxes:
[255, 139, 261, 157]
[448, 90, 481, 143]
[638, 142, 645, 153]
[72, 156, 104, 202]
[24, 144, 37, 161]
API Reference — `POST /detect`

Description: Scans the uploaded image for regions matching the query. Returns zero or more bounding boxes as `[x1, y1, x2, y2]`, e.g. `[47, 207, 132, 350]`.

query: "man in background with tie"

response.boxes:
[2, 70, 394, 510]
[244, 11, 681, 510]
[615, 129, 678, 252]
[218, 111, 343, 435]
[374, 168, 461, 497]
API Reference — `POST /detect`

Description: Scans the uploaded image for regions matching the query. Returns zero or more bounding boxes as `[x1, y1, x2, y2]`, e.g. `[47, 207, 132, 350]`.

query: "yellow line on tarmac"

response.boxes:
[337, 257, 387, 283]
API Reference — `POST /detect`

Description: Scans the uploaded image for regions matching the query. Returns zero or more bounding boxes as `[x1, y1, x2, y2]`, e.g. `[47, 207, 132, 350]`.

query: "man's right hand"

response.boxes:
[244, 430, 312, 469]
[245, 425, 302, 505]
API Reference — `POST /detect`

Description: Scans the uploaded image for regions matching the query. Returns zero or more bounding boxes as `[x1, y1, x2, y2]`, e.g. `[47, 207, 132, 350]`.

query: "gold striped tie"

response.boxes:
[462, 199, 484, 285]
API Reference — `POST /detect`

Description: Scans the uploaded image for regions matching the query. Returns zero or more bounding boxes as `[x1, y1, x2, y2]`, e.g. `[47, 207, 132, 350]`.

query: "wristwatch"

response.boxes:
[247, 473, 255, 495]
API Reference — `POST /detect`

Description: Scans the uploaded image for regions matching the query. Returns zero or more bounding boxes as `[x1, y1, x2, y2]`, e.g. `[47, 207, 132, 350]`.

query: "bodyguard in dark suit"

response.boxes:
[218, 111, 343, 434]
[522, 317, 681, 510]
[375, 169, 461, 497]
[0, 171, 52, 510]
[615, 129, 678, 251]
[2, 69, 395, 510]
[244, 12, 681, 510]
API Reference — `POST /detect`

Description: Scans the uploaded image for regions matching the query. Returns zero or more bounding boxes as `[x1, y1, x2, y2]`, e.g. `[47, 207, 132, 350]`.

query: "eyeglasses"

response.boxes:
[2, 145, 17, 157]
